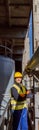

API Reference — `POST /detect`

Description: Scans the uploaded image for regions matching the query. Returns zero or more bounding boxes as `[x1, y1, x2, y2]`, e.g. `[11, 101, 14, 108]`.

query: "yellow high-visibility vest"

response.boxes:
[10, 84, 28, 110]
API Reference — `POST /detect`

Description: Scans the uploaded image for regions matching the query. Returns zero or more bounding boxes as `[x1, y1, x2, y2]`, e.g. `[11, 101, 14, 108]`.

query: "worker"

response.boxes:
[10, 72, 31, 130]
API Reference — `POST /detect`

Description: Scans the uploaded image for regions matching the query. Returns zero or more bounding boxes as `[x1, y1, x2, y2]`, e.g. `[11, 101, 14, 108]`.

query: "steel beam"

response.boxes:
[9, 0, 31, 5]
[0, 26, 27, 38]
[9, 3, 31, 6]
[11, 16, 28, 19]
[4, 0, 9, 24]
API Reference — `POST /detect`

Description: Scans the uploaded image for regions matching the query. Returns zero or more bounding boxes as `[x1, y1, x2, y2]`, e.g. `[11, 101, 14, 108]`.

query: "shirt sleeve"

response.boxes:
[11, 87, 26, 101]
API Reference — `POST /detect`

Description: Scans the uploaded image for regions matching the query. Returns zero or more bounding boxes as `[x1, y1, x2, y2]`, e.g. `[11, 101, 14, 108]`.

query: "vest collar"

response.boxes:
[15, 81, 21, 88]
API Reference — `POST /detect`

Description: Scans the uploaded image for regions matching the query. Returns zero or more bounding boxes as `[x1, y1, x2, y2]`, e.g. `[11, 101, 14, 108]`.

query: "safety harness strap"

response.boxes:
[13, 84, 27, 95]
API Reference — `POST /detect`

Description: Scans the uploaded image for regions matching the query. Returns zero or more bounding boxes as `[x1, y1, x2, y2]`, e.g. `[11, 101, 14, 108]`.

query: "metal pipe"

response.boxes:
[23, 47, 39, 75]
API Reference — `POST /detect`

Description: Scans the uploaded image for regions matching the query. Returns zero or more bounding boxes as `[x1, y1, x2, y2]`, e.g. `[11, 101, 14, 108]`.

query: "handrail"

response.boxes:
[0, 99, 10, 126]
[0, 44, 13, 53]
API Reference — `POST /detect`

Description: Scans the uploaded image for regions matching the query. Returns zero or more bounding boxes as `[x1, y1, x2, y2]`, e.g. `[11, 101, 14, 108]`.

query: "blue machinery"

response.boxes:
[0, 56, 15, 129]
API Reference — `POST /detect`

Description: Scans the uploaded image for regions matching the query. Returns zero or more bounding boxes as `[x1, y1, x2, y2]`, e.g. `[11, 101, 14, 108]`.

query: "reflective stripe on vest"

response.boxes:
[10, 99, 28, 110]
[10, 84, 27, 110]
[13, 84, 27, 95]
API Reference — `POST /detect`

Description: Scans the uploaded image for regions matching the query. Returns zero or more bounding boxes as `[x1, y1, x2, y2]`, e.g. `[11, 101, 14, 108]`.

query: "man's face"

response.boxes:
[15, 77, 22, 84]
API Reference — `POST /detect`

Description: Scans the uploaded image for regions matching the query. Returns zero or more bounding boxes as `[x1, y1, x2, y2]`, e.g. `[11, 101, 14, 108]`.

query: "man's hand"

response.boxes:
[27, 90, 31, 95]
[20, 94, 25, 97]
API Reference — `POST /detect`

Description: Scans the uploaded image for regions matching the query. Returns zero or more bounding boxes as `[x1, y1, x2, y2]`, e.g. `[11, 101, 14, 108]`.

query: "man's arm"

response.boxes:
[11, 87, 26, 101]
[20, 90, 31, 97]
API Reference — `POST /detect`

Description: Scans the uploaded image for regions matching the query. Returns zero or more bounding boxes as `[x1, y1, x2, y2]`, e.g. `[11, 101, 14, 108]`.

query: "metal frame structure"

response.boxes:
[23, 47, 39, 130]
[23, 47, 39, 81]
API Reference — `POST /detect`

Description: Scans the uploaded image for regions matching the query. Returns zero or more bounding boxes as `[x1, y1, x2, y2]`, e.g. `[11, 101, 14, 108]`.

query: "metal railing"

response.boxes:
[0, 99, 10, 126]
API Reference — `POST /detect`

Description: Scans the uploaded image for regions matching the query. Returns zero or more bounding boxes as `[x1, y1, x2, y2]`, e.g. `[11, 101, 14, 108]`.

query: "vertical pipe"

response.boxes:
[29, 5, 35, 129]
[32, 1, 34, 54]
[29, 11, 33, 58]
[32, 1, 35, 129]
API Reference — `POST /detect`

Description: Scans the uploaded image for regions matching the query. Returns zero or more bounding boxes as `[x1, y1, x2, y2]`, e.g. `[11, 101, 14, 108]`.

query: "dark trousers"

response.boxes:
[11, 108, 28, 130]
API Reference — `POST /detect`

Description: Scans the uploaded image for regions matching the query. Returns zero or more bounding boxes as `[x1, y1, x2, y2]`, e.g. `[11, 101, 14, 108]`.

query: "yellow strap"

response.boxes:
[13, 84, 20, 93]
[11, 103, 28, 110]
[11, 99, 26, 105]
[21, 85, 27, 94]
[13, 84, 26, 95]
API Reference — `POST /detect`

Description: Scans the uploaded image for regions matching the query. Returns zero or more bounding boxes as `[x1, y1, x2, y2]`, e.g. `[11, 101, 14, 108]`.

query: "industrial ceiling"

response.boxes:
[0, 0, 32, 61]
